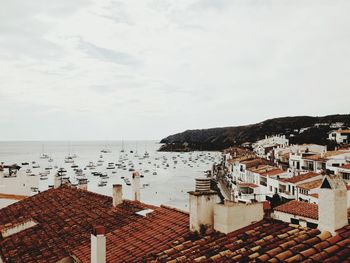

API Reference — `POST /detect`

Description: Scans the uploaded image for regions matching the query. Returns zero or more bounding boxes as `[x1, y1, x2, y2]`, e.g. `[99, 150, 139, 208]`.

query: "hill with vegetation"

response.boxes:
[159, 114, 350, 151]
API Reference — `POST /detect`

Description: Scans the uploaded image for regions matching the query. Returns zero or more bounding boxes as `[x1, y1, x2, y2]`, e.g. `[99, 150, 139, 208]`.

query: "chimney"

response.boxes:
[214, 200, 264, 234]
[318, 175, 348, 234]
[54, 174, 61, 189]
[188, 178, 218, 233]
[113, 184, 123, 206]
[91, 225, 106, 263]
[132, 172, 140, 201]
[78, 178, 88, 191]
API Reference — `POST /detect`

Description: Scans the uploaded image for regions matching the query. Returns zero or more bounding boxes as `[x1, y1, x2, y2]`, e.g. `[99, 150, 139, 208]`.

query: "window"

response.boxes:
[269, 186, 272, 192]
[342, 173, 350, 180]
[291, 218, 299, 225]
[307, 222, 318, 229]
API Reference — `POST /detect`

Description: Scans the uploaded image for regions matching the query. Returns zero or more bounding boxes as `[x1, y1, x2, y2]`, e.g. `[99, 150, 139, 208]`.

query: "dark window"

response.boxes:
[307, 222, 318, 229]
[291, 218, 299, 225]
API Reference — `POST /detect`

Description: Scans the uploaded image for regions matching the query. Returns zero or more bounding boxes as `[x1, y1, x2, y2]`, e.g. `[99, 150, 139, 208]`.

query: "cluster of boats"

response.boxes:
[9, 148, 220, 191]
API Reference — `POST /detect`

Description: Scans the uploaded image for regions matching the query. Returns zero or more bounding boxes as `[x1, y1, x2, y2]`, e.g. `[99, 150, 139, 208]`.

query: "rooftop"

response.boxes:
[274, 200, 350, 224]
[149, 219, 350, 262]
[73, 204, 189, 262]
[298, 179, 323, 190]
[340, 163, 350, 170]
[260, 168, 285, 177]
[334, 129, 350, 134]
[1, 186, 350, 262]
[281, 172, 320, 184]
[304, 150, 350, 161]
[0, 186, 189, 263]
[274, 200, 319, 220]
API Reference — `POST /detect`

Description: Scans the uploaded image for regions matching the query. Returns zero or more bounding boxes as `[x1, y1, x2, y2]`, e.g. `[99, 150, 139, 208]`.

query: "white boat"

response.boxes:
[64, 156, 74, 163]
[40, 153, 50, 159]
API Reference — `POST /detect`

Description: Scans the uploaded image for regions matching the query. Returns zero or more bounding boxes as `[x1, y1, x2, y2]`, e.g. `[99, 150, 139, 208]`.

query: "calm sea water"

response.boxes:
[0, 141, 221, 210]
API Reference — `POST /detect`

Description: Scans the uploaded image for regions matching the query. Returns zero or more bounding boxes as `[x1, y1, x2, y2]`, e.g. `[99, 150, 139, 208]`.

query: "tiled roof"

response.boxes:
[2, 186, 350, 263]
[310, 193, 319, 198]
[241, 159, 266, 168]
[334, 129, 350, 134]
[247, 164, 269, 173]
[274, 200, 319, 219]
[73, 205, 189, 262]
[226, 153, 257, 164]
[297, 179, 323, 190]
[148, 219, 350, 262]
[304, 150, 350, 161]
[281, 172, 320, 184]
[340, 163, 350, 170]
[0, 186, 188, 263]
[260, 168, 285, 177]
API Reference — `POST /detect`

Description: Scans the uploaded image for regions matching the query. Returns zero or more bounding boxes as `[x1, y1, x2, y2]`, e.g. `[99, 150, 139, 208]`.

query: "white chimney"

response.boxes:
[91, 225, 106, 263]
[318, 175, 348, 234]
[214, 200, 264, 234]
[113, 184, 123, 207]
[78, 178, 88, 191]
[188, 178, 218, 233]
[54, 174, 61, 189]
[132, 172, 140, 201]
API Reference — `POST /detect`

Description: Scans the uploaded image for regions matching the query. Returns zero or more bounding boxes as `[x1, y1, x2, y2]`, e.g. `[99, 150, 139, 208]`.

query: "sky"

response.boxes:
[0, 0, 349, 141]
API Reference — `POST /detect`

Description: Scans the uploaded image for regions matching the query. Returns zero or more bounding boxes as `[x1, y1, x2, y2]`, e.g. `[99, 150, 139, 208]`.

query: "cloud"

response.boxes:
[78, 39, 140, 66]
[0, 0, 349, 140]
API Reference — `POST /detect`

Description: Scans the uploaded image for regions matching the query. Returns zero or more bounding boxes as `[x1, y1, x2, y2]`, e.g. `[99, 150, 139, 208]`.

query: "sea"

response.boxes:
[0, 141, 221, 210]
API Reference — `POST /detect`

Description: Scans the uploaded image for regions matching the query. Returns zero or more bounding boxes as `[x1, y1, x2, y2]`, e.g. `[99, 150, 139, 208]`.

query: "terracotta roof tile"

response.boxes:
[298, 179, 323, 190]
[340, 163, 350, 169]
[281, 172, 320, 184]
[2, 186, 350, 263]
[0, 186, 188, 263]
[274, 200, 319, 219]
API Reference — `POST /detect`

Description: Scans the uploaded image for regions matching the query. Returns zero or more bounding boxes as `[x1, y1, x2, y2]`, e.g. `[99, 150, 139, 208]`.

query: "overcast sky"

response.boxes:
[0, 0, 349, 141]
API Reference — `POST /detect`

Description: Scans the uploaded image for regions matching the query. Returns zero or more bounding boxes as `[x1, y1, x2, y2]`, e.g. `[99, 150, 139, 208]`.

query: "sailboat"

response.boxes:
[101, 142, 112, 153]
[40, 145, 50, 159]
[120, 140, 125, 153]
[65, 142, 75, 163]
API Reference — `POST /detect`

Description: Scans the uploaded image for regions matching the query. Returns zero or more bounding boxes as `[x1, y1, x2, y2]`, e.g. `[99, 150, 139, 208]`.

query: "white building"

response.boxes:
[328, 129, 350, 144]
[273, 175, 348, 233]
[277, 172, 323, 202]
[337, 163, 350, 183]
[274, 144, 327, 174]
[300, 150, 350, 174]
[252, 135, 289, 160]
